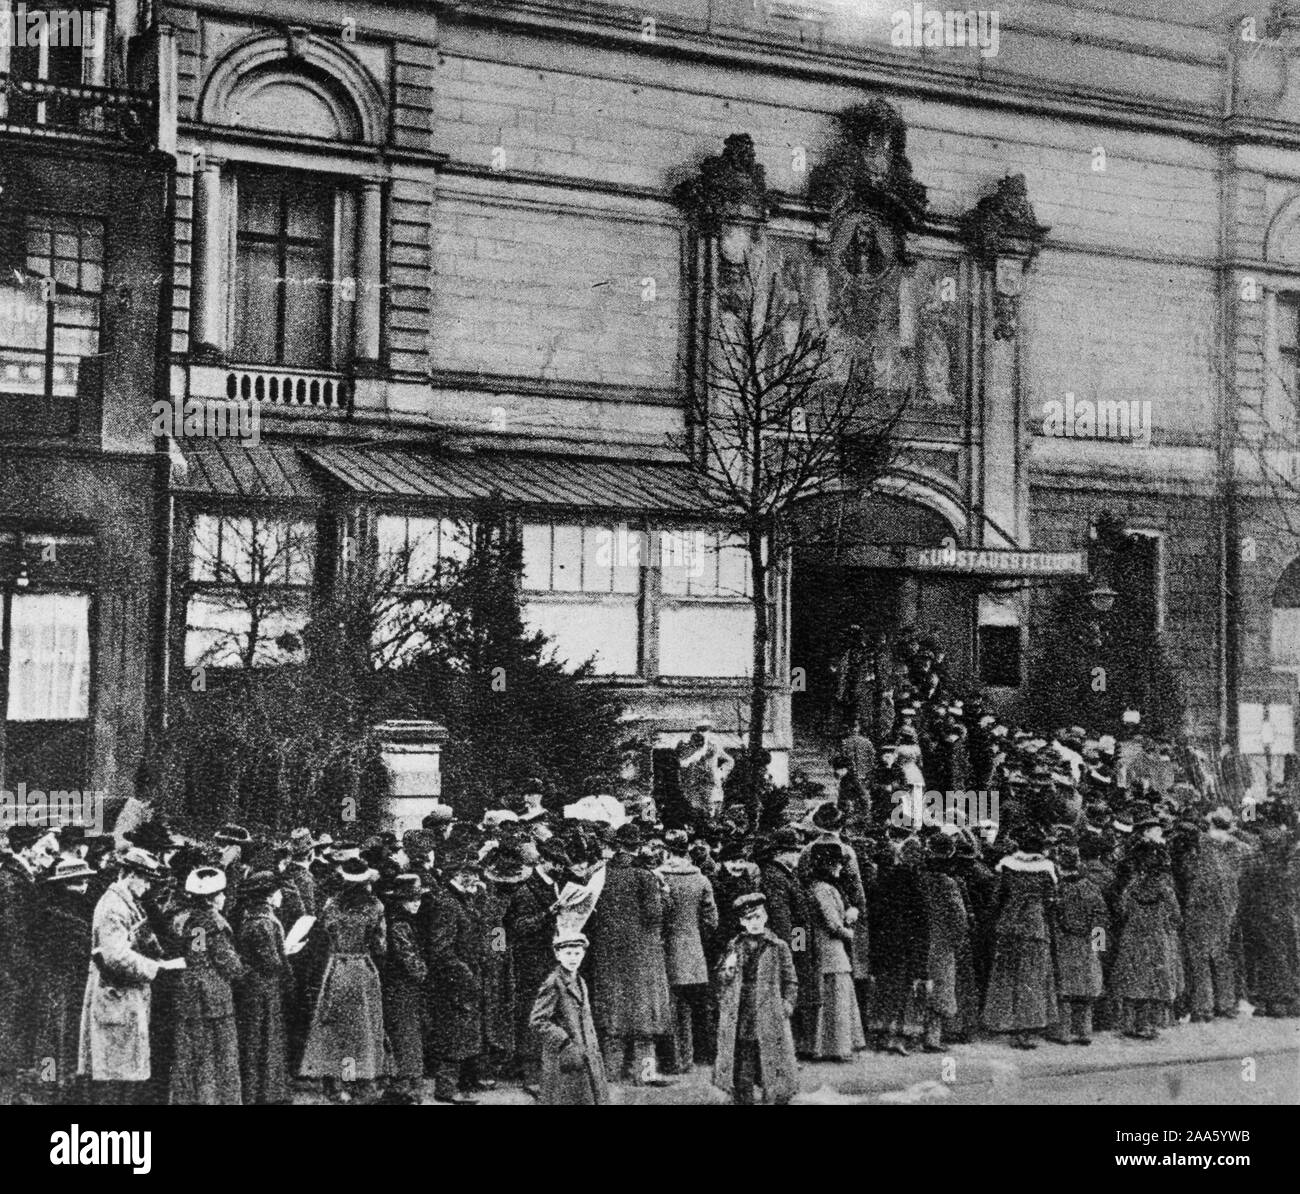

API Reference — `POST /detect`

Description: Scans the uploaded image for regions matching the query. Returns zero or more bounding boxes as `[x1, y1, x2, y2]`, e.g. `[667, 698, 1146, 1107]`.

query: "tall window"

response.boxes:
[521, 522, 639, 675]
[184, 513, 316, 669]
[233, 171, 334, 369]
[0, 212, 103, 398]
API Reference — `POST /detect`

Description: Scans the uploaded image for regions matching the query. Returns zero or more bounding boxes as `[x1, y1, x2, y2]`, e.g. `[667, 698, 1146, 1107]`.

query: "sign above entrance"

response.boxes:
[907, 546, 1088, 576]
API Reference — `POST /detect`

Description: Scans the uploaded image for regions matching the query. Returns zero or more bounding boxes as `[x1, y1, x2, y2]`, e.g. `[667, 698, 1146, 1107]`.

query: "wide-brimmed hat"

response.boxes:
[338, 858, 378, 884]
[124, 819, 181, 854]
[483, 843, 532, 884]
[241, 870, 281, 901]
[386, 873, 424, 901]
[42, 857, 96, 884]
[213, 823, 252, 847]
[117, 847, 166, 878]
[4, 824, 45, 851]
[185, 865, 227, 896]
[809, 801, 843, 831]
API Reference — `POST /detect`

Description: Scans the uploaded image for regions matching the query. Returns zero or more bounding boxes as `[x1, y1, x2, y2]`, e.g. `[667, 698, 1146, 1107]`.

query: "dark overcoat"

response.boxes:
[35, 885, 93, 1092]
[504, 871, 560, 1062]
[982, 853, 1059, 1031]
[760, 858, 821, 1013]
[381, 904, 428, 1080]
[1112, 870, 1182, 1002]
[168, 903, 244, 1105]
[422, 883, 485, 1061]
[235, 901, 290, 1104]
[1053, 873, 1108, 999]
[585, 853, 672, 1037]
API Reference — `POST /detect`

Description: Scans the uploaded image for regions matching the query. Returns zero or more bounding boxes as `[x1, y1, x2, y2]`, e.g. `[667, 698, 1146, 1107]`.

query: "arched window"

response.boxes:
[1270, 557, 1300, 670]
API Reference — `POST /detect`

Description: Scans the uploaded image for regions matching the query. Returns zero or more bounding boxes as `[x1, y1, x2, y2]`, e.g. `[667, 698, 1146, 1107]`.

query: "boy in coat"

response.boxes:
[713, 893, 800, 1106]
[529, 931, 610, 1105]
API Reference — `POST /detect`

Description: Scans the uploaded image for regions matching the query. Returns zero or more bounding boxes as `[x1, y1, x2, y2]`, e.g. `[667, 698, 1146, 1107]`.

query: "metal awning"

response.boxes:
[301, 445, 708, 514]
[172, 442, 324, 501]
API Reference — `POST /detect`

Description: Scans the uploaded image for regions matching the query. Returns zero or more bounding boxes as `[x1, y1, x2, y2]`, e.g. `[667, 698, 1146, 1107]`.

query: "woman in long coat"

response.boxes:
[982, 832, 1059, 1048]
[381, 875, 428, 1102]
[868, 836, 930, 1054]
[298, 859, 388, 1100]
[1239, 832, 1300, 1017]
[800, 843, 866, 1060]
[234, 871, 291, 1105]
[1112, 841, 1182, 1039]
[529, 932, 610, 1105]
[168, 866, 245, 1105]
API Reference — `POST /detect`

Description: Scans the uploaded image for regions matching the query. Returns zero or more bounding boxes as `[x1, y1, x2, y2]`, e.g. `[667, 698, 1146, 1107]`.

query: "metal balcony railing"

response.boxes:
[0, 73, 155, 143]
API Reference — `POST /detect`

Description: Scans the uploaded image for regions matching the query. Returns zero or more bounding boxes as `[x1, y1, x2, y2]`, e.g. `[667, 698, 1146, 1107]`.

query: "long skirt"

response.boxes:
[982, 936, 1058, 1032]
[801, 973, 866, 1060]
[169, 1013, 242, 1105]
[298, 955, 388, 1081]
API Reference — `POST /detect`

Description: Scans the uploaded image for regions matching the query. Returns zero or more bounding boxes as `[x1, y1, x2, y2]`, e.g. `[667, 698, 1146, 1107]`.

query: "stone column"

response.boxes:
[190, 156, 224, 362]
[86, 9, 108, 87]
[353, 177, 384, 373]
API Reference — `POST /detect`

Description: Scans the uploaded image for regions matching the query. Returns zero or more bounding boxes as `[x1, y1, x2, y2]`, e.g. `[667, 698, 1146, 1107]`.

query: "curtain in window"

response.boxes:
[6, 592, 91, 721]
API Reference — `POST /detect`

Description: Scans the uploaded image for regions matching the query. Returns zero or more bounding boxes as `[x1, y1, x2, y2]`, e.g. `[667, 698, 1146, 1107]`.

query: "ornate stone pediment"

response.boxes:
[673, 133, 769, 233]
[808, 99, 928, 230]
[960, 174, 1049, 262]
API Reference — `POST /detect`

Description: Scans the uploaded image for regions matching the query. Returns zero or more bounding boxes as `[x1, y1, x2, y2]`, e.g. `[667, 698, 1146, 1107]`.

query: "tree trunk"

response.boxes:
[747, 531, 768, 830]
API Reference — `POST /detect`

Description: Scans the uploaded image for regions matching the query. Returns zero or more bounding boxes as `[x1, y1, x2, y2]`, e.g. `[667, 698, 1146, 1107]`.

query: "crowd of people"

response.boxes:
[0, 632, 1298, 1106]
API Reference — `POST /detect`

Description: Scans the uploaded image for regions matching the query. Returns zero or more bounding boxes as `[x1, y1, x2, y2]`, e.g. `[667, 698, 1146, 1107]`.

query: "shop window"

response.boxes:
[521, 522, 639, 675]
[184, 513, 315, 669]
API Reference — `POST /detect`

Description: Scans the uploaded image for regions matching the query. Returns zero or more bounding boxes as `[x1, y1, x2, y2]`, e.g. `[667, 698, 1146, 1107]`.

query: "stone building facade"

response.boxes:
[19, 0, 1300, 804]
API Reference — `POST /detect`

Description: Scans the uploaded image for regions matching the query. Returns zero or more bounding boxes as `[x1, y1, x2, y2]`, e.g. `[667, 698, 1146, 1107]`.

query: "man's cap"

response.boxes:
[732, 892, 767, 915]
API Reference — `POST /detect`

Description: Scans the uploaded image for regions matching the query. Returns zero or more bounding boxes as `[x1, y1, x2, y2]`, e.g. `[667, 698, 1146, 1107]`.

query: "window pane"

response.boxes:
[439, 519, 472, 568]
[717, 534, 750, 599]
[551, 524, 582, 592]
[582, 526, 614, 593]
[524, 598, 638, 675]
[189, 514, 222, 581]
[1280, 300, 1300, 352]
[233, 240, 280, 364]
[658, 604, 755, 677]
[287, 186, 332, 241]
[659, 530, 692, 596]
[238, 175, 280, 235]
[406, 517, 442, 587]
[7, 593, 91, 721]
[521, 524, 551, 590]
[612, 526, 640, 594]
[282, 242, 331, 368]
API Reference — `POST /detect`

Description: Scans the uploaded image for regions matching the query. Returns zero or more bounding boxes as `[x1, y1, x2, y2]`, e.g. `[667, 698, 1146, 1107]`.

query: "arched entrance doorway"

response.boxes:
[789, 491, 974, 741]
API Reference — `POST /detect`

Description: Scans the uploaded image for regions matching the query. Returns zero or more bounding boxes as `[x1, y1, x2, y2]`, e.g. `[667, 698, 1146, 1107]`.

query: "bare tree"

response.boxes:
[670, 255, 908, 815]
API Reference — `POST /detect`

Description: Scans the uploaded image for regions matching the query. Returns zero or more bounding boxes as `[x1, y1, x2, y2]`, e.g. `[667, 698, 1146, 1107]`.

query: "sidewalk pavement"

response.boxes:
[295, 1012, 1298, 1106]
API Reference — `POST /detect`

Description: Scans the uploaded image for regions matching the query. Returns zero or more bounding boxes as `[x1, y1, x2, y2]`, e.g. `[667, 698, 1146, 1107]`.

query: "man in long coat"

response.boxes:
[713, 892, 799, 1105]
[421, 850, 488, 1103]
[78, 849, 185, 1104]
[584, 823, 673, 1085]
[529, 931, 610, 1105]
[1, 826, 44, 1101]
[1172, 823, 1238, 1021]
[381, 875, 428, 1103]
[759, 827, 822, 1045]
[504, 840, 567, 1093]
[657, 830, 718, 1072]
